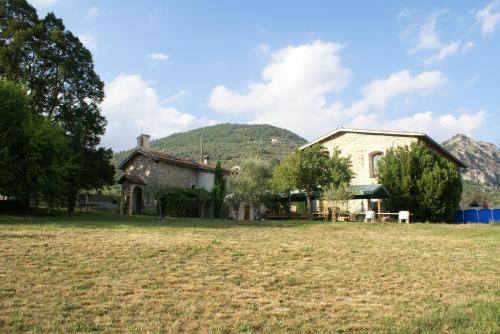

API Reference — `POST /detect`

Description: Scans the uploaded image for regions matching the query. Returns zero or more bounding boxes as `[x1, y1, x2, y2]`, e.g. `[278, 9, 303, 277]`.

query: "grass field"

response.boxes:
[0, 213, 499, 333]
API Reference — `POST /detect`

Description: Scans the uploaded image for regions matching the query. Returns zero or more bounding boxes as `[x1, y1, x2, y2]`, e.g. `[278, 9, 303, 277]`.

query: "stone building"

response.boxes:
[300, 128, 466, 214]
[118, 134, 225, 215]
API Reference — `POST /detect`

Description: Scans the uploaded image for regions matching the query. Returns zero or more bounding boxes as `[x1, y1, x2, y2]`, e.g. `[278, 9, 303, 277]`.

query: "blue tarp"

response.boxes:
[453, 211, 463, 223]
[454, 208, 499, 224]
[493, 209, 500, 221]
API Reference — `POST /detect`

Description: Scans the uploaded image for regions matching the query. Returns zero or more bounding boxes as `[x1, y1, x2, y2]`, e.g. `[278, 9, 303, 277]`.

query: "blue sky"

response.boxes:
[31, 0, 499, 151]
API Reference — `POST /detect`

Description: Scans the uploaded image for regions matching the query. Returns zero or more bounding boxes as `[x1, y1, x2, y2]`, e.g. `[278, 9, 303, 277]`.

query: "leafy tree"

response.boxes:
[328, 147, 354, 188]
[227, 158, 272, 218]
[378, 142, 462, 222]
[0, 80, 72, 208]
[294, 145, 332, 219]
[322, 184, 354, 221]
[211, 161, 225, 218]
[294, 144, 353, 219]
[0, 0, 114, 213]
[271, 145, 353, 220]
[270, 153, 299, 216]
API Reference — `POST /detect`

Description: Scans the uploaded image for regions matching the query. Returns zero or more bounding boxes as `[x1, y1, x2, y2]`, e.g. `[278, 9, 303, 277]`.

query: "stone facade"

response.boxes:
[320, 132, 417, 185]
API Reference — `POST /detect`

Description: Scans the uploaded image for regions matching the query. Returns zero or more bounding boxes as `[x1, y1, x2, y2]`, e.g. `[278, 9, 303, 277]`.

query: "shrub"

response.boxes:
[378, 142, 462, 222]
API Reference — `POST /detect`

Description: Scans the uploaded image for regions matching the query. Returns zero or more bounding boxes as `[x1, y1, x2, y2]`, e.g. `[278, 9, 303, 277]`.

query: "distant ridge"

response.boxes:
[112, 123, 307, 168]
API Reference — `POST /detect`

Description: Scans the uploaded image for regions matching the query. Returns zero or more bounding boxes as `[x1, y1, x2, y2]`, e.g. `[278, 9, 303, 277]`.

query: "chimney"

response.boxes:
[203, 155, 210, 165]
[137, 134, 150, 150]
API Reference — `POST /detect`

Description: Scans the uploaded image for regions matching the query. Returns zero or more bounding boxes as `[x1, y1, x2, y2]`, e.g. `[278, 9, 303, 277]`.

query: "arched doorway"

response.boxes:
[132, 186, 143, 214]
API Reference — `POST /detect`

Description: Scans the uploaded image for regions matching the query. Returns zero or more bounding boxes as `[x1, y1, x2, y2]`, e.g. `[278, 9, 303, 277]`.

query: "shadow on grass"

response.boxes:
[0, 211, 325, 229]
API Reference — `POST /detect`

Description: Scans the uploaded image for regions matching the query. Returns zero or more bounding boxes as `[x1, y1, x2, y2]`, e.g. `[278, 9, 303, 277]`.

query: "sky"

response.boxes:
[30, 0, 500, 151]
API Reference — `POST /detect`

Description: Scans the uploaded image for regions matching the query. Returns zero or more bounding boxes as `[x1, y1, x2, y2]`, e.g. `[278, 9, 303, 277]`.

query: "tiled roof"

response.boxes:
[118, 148, 230, 172]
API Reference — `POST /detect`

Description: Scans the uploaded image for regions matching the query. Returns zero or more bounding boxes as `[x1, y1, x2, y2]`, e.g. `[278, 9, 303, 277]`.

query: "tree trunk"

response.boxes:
[306, 192, 313, 220]
[287, 191, 292, 218]
[67, 188, 77, 216]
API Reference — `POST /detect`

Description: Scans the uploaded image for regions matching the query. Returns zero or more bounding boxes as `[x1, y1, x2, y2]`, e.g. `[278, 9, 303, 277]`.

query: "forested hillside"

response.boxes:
[113, 123, 307, 168]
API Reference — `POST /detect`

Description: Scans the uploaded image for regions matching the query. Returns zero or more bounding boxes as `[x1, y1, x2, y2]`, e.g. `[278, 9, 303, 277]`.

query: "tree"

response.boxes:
[295, 145, 332, 219]
[227, 158, 272, 219]
[0, 0, 114, 213]
[270, 153, 299, 216]
[378, 142, 462, 222]
[328, 147, 354, 188]
[211, 161, 225, 218]
[271, 145, 353, 220]
[322, 184, 354, 221]
[0, 80, 72, 208]
[295, 146, 353, 219]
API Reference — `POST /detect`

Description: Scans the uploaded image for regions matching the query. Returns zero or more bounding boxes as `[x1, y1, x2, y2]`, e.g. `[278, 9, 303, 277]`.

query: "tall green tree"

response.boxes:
[378, 142, 462, 222]
[212, 161, 225, 218]
[295, 145, 332, 219]
[0, 80, 72, 208]
[0, 0, 114, 213]
[270, 153, 300, 216]
[227, 158, 272, 218]
[294, 144, 354, 219]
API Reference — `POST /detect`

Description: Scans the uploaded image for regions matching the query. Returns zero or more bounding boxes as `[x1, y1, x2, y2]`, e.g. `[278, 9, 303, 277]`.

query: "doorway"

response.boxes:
[132, 187, 143, 214]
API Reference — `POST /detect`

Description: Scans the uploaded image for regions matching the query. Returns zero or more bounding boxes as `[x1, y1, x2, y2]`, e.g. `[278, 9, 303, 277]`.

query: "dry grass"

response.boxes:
[0, 213, 499, 333]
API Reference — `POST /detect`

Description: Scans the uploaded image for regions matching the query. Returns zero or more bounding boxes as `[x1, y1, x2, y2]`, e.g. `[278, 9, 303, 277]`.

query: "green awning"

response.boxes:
[350, 184, 390, 199]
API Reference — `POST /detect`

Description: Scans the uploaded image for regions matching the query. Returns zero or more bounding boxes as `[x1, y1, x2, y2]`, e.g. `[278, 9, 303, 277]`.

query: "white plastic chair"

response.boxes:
[398, 211, 410, 224]
[365, 210, 375, 222]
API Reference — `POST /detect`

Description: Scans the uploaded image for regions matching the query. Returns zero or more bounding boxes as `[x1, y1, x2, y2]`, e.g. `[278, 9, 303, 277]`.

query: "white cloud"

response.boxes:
[349, 110, 488, 142]
[78, 33, 97, 51]
[86, 6, 111, 19]
[462, 40, 476, 52]
[164, 89, 190, 104]
[477, 0, 500, 36]
[410, 12, 444, 53]
[146, 53, 170, 61]
[207, 40, 462, 139]
[345, 70, 447, 115]
[423, 42, 460, 65]
[407, 11, 464, 65]
[29, 0, 59, 7]
[397, 8, 414, 20]
[209, 40, 351, 138]
[346, 73, 486, 141]
[101, 74, 208, 151]
[256, 43, 271, 55]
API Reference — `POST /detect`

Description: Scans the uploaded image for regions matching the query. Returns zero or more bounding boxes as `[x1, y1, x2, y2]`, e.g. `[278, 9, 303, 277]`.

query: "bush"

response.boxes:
[155, 186, 211, 217]
[378, 142, 462, 222]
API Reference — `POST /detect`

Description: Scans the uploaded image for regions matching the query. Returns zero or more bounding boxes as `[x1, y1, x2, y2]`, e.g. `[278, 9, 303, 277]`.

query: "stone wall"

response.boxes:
[321, 132, 417, 185]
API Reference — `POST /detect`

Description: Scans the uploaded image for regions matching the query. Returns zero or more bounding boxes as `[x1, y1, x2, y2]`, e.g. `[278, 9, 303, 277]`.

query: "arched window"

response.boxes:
[369, 151, 383, 178]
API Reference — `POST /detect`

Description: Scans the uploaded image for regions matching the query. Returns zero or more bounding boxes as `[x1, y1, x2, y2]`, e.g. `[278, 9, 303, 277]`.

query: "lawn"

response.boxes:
[0, 213, 499, 333]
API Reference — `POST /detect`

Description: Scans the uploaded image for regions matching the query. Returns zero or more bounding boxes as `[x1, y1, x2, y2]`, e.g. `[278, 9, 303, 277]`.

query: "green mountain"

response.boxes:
[113, 123, 307, 168]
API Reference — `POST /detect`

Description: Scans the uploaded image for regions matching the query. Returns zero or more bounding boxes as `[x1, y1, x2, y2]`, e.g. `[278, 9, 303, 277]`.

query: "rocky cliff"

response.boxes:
[443, 134, 500, 189]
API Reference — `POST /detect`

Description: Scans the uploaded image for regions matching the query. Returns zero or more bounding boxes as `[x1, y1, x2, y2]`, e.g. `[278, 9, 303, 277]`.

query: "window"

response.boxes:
[369, 151, 383, 178]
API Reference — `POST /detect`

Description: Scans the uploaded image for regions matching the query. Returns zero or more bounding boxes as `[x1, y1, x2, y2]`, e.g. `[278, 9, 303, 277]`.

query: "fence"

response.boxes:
[453, 208, 500, 224]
